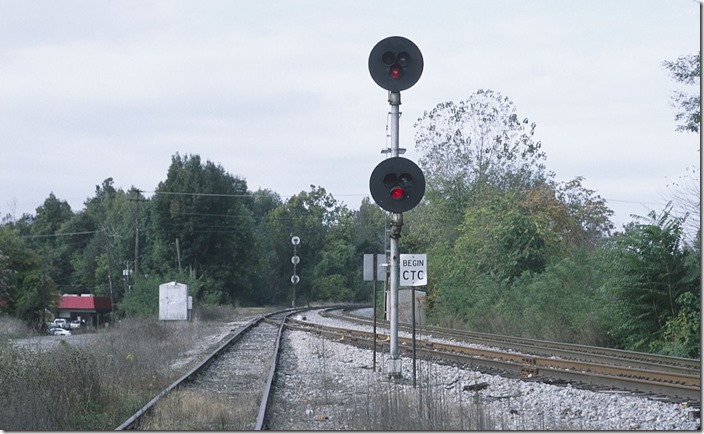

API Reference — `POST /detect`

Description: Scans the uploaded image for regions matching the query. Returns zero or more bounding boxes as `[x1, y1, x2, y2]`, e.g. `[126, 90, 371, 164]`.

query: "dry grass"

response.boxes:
[0, 305, 246, 430]
[0, 314, 36, 339]
[137, 389, 259, 430]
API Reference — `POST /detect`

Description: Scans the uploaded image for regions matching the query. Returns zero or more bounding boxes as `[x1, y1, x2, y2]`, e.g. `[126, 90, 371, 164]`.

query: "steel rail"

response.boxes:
[254, 311, 287, 430]
[115, 315, 262, 430]
[329, 307, 701, 373]
[254, 305, 358, 430]
[115, 307, 309, 430]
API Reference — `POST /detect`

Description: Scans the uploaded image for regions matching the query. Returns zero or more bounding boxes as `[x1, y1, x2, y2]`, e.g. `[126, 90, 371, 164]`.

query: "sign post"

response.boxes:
[363, 253, 386, 371]
[400, 253, 427, 387]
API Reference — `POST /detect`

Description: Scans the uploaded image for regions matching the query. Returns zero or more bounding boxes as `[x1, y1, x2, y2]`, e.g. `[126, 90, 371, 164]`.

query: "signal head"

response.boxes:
[369, 36, 423, 92]
[369, 157, 425, 213]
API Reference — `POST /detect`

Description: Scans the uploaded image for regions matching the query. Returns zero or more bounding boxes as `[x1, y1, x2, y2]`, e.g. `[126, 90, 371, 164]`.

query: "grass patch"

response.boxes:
[136, 389, 259, 430]
[0, 310, 244, 430]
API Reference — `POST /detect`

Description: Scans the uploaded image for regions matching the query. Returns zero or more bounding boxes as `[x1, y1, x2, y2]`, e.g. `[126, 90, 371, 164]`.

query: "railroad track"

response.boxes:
[115, 307, 305, 430]
[292, 307, 700, 404]
[115, 304, 699, 430]
[335, 308, 700, 372]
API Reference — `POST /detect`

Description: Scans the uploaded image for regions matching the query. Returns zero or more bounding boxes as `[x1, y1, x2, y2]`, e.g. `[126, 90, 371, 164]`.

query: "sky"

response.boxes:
[0, 0, 700, 232]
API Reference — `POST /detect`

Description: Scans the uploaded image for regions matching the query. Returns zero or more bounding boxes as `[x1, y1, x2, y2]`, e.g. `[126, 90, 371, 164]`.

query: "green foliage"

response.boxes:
[657, 292, 700, 358]
[118, 275, 162, 318]
[244, 189, 284, 305]
[603, 205, 699, 356]
[200, 287, 225, 306]
[266, 185, 355, 305]
[428, 242, 610, 345]
[458, 189, 548, 281]
[0, 225, 58, 326]
[150, 153, 256, 305]
[0, 249, 12, 306]
[27, 193, 75, 291]
[313, 274, 353, 301]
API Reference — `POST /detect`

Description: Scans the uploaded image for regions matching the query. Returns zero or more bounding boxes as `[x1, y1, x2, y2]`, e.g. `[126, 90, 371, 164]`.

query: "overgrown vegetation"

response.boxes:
[0, 306, 240, 430]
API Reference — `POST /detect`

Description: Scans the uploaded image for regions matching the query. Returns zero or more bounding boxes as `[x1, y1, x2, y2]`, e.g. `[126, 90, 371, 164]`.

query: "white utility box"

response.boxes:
[159, 282, 188, 321]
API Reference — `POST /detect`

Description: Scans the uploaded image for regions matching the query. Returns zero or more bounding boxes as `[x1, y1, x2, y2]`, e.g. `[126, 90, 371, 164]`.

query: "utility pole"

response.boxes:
[128, 189, 147, 280]
[176, 238, 183, 275]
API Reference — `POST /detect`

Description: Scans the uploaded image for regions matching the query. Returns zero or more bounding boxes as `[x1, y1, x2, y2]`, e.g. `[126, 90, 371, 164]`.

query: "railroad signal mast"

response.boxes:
[291, 235, 300, 307]
[368, 36, 425, 378]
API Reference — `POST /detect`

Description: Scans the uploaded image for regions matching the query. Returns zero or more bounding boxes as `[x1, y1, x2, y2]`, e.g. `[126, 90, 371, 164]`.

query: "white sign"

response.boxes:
[400, 254, 427, 286]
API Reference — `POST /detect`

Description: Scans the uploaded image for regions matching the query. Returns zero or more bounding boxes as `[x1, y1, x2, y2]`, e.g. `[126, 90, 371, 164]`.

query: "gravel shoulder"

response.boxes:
[268, 308, 701, 431]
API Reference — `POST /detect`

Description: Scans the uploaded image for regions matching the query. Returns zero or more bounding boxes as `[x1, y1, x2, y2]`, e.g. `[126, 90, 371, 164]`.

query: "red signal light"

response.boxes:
[390, 187, 405, 200]
[390, 66, 401, 79]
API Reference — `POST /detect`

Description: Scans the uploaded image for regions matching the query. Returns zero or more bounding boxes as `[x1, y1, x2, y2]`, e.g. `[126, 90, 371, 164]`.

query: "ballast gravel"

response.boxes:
[266, 308, 700, 431]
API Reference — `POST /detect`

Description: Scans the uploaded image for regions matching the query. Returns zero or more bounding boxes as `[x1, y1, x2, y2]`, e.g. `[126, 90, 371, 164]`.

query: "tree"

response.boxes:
[665, 166, 699, 246]
[351, 197, 386, 256]
[414, 89, 547, 207]
[663, 53, 700, 244]
[663, 52, 700, 133]
[603, 205, 699, 355]
[455, 188, 549, 282]
[150, 153, 256, 304]
[245, 189, 285, 305]
[312, 232, 356, 302]
[266, 186, 350, 305]
[28, 193, 75, 292]
[0, 249, 11, 307]
[14, 265, 58, 330]
[50, 179, 146, 304]
[412, 89, 548, 244]
[0, 225, 59, 327]
[30, 193, 74, 239]
[521, 176, 613, 251]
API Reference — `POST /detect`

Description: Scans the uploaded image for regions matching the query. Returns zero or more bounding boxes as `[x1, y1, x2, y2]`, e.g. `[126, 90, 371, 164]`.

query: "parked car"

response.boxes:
[52, 328, 71, 336]
[69, 320, 81, 329]
[52, 318, 68, 329]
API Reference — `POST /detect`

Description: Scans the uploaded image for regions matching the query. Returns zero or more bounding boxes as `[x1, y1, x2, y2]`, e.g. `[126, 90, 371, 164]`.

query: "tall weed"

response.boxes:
[0, 316, 232, 430]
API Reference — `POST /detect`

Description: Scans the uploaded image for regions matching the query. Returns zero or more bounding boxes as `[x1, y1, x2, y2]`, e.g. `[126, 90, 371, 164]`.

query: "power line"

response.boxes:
[151, 191, 254, 198]
[21, 230, 99, 239]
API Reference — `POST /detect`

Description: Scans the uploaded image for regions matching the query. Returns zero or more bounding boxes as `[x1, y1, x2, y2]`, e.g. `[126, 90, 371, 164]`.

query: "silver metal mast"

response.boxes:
[388, 91, 403, 377]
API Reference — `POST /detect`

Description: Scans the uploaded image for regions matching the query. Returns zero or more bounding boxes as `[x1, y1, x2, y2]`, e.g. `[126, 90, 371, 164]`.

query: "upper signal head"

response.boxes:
[369, 36, 423, 92]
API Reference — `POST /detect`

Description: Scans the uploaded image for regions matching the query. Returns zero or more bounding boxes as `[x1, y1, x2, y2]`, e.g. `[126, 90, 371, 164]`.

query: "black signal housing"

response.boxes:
[368, 36, 423, 92]
[369, 156, 426, 213]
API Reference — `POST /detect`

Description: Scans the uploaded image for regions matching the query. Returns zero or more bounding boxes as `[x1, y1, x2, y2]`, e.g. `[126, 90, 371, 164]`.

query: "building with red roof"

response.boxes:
[57, 294, 114, 327]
